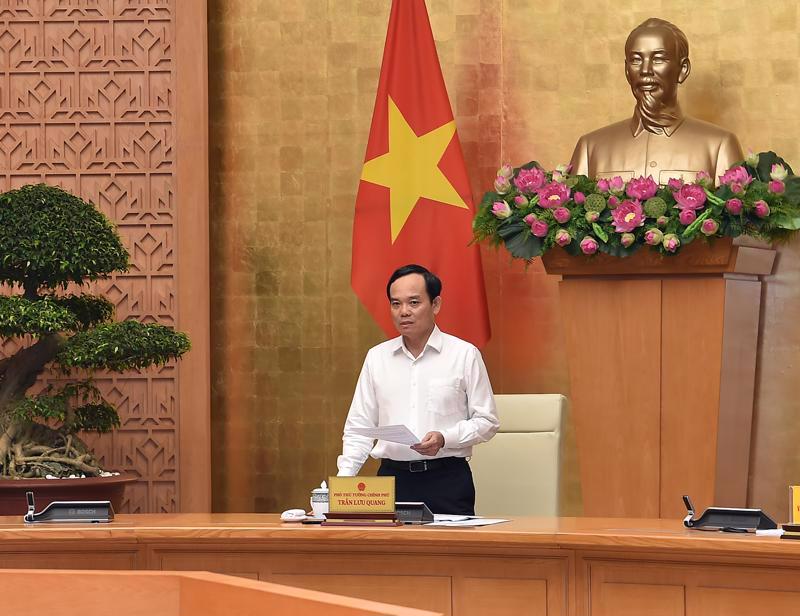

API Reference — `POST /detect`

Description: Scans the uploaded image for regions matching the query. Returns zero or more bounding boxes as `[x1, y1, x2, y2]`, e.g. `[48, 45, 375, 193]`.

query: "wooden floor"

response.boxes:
[1, 514, 799, 615]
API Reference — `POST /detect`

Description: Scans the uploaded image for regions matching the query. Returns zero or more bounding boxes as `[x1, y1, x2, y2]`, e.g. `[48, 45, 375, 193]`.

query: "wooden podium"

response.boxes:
[543, 238, 775, 518]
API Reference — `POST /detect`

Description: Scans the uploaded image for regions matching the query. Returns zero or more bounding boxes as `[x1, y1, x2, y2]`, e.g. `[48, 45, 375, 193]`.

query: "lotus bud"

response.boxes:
[491, 200, 512, 219]
[644, 228, 663, 245]
[553, 207, 571, 224]
[580, 236, 599, 255]
[494, 174, 512, 194]
[662, 233, 680, 253]
[700, 219, 719, 236]
[725, 198, 743, 215]
[678, 209, 697, 225]
[770, 163, 788, 181]
[753, 200, 770, 218]
[555, 229, 572, 247]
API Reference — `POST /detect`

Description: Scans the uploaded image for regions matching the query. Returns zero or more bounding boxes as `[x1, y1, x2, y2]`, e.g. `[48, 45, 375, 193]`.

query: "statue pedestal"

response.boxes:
[543, 238, 775, 518]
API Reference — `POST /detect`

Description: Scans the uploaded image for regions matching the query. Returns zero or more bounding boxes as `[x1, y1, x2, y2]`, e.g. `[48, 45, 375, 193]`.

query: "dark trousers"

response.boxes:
[378, 457, 475, 515]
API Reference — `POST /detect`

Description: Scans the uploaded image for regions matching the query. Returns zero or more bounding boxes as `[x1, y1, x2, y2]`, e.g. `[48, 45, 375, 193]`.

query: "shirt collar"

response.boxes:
[392, 325, 444, 357]
[630, 107, 685, 137]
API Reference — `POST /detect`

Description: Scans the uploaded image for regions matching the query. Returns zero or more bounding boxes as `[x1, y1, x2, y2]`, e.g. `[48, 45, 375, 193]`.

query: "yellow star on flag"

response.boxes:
[361, 96, 468, 242]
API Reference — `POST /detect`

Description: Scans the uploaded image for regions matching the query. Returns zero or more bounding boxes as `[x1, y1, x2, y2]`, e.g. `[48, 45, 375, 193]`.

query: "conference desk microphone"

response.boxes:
[682, 494, 777, 533]
[23, 491, 114, 524]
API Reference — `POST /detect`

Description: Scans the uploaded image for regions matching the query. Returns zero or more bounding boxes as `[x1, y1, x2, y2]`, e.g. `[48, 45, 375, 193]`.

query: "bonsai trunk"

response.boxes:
[0, 334, 102, 478]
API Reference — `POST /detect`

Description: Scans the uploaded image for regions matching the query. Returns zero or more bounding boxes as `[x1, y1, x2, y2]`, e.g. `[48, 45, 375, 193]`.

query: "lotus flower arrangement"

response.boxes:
[473, 152, 800, 260]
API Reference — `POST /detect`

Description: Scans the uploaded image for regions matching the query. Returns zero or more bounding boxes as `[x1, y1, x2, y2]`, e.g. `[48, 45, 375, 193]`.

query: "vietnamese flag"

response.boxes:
[351, 0, 490, 347]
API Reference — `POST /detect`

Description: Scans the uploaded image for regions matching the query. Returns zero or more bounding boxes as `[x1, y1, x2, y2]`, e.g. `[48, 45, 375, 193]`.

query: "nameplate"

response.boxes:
[328, 476, 395, 513]
[791, 486, 800, 524]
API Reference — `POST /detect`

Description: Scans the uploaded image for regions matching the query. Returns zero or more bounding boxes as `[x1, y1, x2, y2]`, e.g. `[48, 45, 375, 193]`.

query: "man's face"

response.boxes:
[625, 26, 686, 106]
[389, 273, 440, 339]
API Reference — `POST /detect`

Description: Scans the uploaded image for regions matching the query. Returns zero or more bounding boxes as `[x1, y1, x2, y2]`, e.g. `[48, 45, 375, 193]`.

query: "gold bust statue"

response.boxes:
[569, 18, 743, 185]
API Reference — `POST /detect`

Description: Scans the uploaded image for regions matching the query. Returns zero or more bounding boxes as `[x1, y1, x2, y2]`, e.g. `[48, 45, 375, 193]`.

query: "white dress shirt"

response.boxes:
[337, 326, 499, 476]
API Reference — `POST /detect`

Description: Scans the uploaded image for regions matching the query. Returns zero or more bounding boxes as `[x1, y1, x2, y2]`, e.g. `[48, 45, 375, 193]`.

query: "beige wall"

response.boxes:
[209, 0, 800, 519]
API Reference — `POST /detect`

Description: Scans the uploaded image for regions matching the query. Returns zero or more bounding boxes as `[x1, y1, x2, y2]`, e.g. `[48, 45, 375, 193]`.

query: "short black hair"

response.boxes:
[386, 264, 442, 302]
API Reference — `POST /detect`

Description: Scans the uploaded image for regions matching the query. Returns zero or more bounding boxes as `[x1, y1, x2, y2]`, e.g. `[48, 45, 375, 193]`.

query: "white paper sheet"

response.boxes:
[432, 514, 472, 522]
[349, 424, 420, 446]
[427, 518, 509, 527]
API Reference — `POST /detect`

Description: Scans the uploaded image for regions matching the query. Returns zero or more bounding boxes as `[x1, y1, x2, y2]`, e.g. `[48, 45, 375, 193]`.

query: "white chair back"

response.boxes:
[471, 393, 566, 517]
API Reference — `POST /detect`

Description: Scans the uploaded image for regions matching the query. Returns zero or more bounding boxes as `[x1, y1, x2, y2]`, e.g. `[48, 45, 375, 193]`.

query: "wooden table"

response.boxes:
[1, 514, 798, 615]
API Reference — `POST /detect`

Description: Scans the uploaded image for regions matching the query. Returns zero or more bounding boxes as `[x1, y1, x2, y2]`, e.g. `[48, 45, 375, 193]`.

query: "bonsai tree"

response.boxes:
[0, 184, 190, 478]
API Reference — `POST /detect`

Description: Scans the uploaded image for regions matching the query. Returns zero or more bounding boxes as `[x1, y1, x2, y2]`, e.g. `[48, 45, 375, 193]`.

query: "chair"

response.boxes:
[470, 393, 566, 517]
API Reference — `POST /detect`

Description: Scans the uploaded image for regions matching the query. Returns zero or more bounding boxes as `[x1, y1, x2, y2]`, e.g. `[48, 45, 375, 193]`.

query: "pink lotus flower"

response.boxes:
[555, 229, 572, 247]
[596, 178, 610, 193]
[644, 228, 664, 245]
[662, 233, 680, 253]
[701, 219, 719, 236]
[725, 198, 743, 215]
[491, 200, 512, 219]
[536, 181, 571, 208]
[620, 233, 636, 248]
[580, 236, 599, 254]
[514, 167, 546, 194]
[753, 200, 770, 218]
[745, 150, 760, 166]
[514, 194, 529, 208]
[574, 191, 586, 205]
[494, 174, 512, 194]
[667, 177, 684, 191]
[770, 163, 788, 181]
[553, 207, 571, 223]
[626, 176, 658, 200]
[608, 176, 625, 194]
[611, 199, 645, 232]
[719, 166, 753, 193]
[768, 180, 785, 194]
[498, 163, 514, 179]
[608, 195, 620, 209]
[673, 184, 707, 210]
[530, 219, 549, 237]
[678, 209, 696, 225]
[585, 211, 600, 223]
[523, 213, 536, 225]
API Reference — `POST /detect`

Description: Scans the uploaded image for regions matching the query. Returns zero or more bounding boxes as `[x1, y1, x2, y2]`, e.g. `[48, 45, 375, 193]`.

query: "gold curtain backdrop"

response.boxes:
[209, 0, 800, 519]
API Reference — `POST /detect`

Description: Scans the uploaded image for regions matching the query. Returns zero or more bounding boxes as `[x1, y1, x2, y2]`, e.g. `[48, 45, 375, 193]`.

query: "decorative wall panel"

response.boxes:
[0, 0, 181, 512]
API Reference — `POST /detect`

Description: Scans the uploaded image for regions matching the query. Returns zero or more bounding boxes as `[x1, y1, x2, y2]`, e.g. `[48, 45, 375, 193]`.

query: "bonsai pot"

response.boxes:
[0, 473, 138, 517]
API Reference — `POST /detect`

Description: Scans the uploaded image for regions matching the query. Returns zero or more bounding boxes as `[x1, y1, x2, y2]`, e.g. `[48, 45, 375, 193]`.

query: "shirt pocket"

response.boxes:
[426, 377, 464, 417]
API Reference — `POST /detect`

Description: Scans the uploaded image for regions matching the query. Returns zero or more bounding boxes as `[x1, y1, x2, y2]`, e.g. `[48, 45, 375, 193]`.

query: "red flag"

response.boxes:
[351, 0, 490, 347]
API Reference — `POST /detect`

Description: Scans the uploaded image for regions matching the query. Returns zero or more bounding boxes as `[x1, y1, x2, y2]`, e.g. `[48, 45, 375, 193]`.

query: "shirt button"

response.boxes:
[649, 161, 657, 168]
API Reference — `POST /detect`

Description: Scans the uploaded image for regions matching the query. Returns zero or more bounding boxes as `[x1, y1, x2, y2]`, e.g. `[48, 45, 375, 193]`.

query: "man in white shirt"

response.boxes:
[337, 264, 499, 515]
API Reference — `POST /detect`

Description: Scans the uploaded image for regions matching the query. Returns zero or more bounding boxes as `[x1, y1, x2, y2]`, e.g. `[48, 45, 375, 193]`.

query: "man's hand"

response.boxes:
[410, 431, 445, 456]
